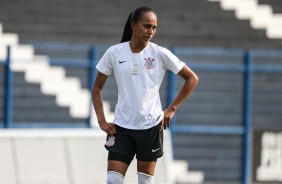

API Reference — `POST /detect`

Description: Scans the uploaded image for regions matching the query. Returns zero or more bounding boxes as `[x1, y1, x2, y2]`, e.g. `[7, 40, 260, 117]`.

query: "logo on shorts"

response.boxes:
[144, 57, 155, 69]
[105, 135, 115, 147]
[152, 148, 160, 152]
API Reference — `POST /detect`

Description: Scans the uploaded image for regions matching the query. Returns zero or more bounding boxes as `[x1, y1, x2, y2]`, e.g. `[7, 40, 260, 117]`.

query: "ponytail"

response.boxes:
[120, 12, 133, 43]
[120, 6, 155, 43]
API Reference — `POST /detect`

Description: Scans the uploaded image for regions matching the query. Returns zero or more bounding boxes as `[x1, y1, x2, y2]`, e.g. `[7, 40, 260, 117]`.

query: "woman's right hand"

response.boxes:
[99, 122, 117, 135]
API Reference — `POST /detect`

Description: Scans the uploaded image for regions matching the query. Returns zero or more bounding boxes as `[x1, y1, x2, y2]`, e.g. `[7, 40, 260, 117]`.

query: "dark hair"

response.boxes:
[120, 6, 154, 43]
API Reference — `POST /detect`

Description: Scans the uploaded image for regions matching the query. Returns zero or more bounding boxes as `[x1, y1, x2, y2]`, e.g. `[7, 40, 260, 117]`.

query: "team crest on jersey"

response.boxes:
[144, 57, 155, 69]
[105, 135, 115, 147]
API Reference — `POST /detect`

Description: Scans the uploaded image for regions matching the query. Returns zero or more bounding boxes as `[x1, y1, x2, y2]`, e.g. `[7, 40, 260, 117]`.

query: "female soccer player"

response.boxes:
[92, 6, 198, 184]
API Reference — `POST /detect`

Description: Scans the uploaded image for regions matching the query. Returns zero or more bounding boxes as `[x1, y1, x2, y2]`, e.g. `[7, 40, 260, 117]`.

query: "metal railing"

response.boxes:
[2, 46, 12, 128]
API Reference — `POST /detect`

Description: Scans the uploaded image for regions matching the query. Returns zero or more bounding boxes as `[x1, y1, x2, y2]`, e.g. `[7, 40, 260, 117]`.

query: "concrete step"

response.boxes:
[12, 111, 87, 122]
[1, 21, 274, 43]
[0, 45, 34, 61]
[174, 160, 204, 184]
[0, 33, 18, 46]
[258, 0, 282, 13]
[178, 103, 241, 114]
[13, 97, 59, 109]
[175, 113, 242, 125]
[174, 134, 242, 147]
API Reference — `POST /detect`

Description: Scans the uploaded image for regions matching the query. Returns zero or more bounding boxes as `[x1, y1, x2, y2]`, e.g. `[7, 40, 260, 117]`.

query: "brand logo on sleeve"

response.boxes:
[119, 60, 126, 64]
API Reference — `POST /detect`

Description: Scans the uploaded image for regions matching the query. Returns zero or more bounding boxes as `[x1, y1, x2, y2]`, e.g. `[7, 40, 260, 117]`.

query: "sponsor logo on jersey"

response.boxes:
[144, 57, 155, 69]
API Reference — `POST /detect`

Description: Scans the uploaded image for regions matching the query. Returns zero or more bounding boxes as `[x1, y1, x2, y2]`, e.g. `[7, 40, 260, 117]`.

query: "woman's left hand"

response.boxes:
[160, 107, 176, 131]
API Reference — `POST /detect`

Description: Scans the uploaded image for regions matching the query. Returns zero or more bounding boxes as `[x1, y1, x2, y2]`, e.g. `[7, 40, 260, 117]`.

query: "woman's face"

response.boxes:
[131, 11, 157, 44]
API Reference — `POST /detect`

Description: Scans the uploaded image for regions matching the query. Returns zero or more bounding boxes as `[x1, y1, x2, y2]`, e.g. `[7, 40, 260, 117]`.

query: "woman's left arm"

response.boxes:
[160, 65, 199, 130]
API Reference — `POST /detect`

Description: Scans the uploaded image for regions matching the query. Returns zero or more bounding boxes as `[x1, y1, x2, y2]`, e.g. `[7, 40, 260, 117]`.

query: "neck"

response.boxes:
[129, 38, 148, 53]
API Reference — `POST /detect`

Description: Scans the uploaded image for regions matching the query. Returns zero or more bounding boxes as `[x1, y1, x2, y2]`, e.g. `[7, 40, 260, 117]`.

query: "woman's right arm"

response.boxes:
[92, 72, 116, 135]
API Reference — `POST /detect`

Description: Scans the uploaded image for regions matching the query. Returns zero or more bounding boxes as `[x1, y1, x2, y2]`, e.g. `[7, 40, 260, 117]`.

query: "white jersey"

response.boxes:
[96, 41, 185, 130]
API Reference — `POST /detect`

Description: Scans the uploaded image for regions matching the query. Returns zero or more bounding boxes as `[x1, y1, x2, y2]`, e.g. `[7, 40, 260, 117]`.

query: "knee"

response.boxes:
[138, 172, 154, 184]
[107, 171, 124, 184]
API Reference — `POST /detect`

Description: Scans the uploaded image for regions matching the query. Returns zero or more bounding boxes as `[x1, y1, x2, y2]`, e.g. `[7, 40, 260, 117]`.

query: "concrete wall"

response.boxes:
[0, 129, 174, 184]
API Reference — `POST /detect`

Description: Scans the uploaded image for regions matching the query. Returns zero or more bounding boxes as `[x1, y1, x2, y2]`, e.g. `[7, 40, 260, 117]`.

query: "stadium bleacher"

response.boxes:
[0, 0, 282, 48]
[13, 72, 87, 124]
[1, 0, 282, 183]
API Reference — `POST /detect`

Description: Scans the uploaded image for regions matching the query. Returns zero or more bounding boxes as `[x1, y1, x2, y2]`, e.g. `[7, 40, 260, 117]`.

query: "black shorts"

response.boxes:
[105, 124, 164, 165]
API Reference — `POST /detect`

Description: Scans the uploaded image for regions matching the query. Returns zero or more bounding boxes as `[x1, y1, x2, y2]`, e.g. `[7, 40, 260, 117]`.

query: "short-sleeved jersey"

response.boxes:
[96, 41, 185, 130]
